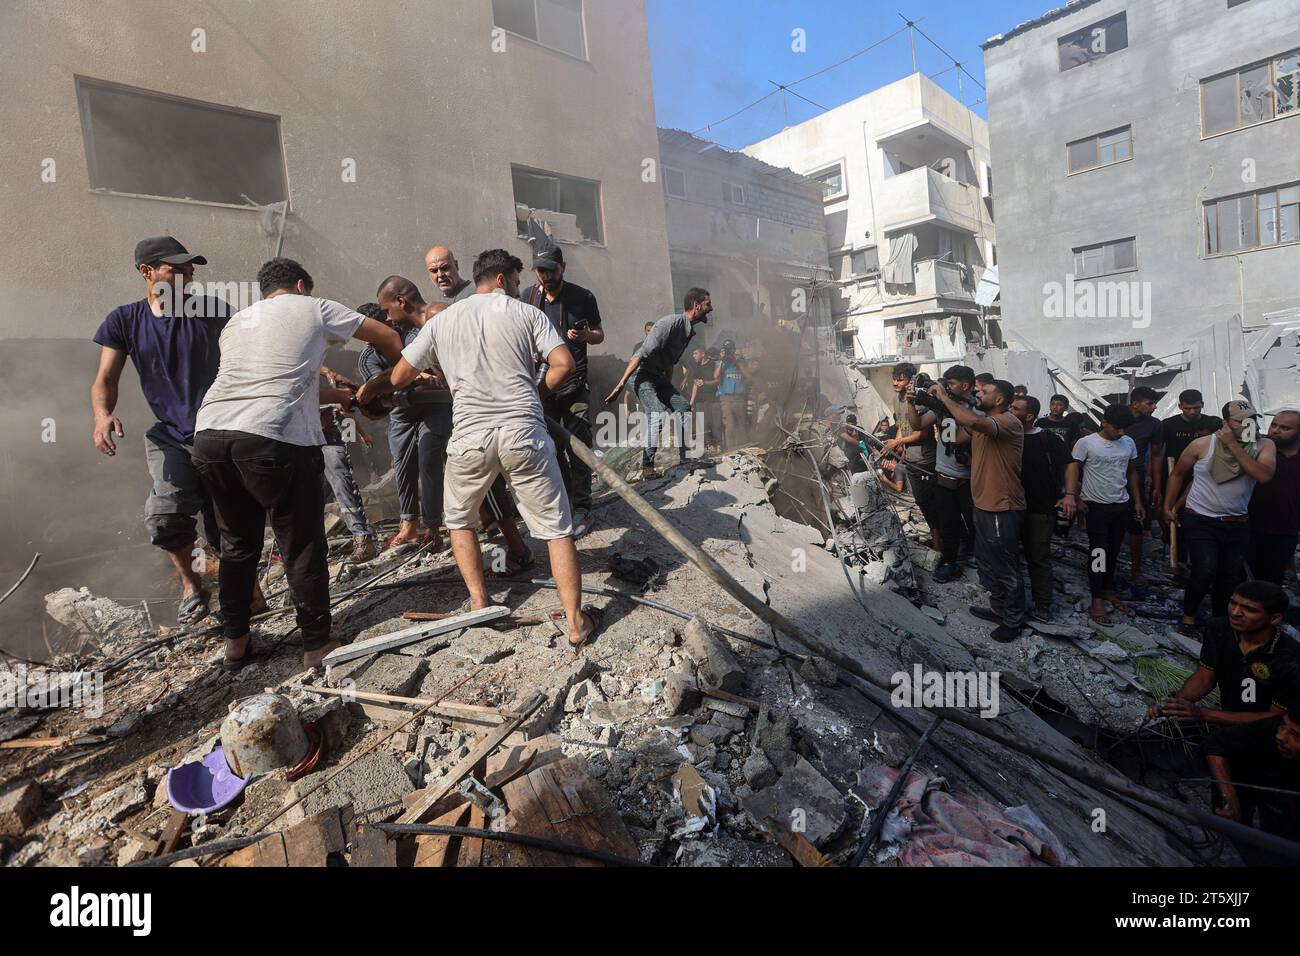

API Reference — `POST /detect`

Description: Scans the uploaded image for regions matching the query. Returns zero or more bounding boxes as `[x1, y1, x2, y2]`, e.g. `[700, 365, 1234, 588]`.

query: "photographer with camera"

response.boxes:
[907, 365, 978, 582]
[927, 377, 1028, 642]
[885, 363, 939, 551]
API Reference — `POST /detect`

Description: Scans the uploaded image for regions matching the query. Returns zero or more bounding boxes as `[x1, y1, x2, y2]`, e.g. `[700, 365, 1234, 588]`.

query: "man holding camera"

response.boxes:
[885, 363, 939, 551]
[927, 378, 1028, 642]
[907, 366, 978, 582]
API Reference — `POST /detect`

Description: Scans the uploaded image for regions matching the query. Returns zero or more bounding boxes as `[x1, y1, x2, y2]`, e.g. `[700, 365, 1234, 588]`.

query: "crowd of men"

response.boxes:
[89, 234, 738, 669]
[860, 362, 1298, 644]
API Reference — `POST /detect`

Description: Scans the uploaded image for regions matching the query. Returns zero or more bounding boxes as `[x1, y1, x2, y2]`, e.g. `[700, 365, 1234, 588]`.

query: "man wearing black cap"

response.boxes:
[604, 289, 711, 480]
[90, 236, 240, 624]
[521, 242, 604, 531]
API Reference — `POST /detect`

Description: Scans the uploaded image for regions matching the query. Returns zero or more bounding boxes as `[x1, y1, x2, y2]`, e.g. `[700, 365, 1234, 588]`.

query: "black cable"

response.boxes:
[373, 824, 651, 867]
[852, 716, 943, 866]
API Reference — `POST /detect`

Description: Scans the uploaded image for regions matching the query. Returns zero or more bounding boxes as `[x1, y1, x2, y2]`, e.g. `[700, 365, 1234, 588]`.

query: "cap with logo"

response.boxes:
[1223, 399, 1259, 422]
[134, 236, 207, 269]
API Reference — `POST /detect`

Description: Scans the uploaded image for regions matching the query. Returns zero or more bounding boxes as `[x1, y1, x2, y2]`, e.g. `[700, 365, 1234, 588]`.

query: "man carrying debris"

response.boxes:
[1164, 400, 1277, 634]
[91, 236, 246, 625]
[521, 242, 604, 534]
[1012, 395, 1066, 622]
[357, 249, 603, 650]
[1125, 386, 1165, 587]
[1201, 661, 1300, 863]
[1152, 581, 1299, 725]
[907, 365, 978, 582]
[192, 258, 404, 669]
[927, 378, 1027, 643]
[1061, 404, 1142, 625]
[604, 288, 712, 480]
[885, 363, 940, 552]
[1248, 409, 1299, 586]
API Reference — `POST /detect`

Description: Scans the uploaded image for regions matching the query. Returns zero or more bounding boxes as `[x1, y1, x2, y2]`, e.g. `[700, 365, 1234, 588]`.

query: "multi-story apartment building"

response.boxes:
[657, 128, 832, 348]
[983, 0, 1300, 383]
[743, 73, 998, 390]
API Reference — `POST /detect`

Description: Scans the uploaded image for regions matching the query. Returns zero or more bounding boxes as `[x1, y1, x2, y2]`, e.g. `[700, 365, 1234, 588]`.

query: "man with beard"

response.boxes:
[520, 242, 603, 534]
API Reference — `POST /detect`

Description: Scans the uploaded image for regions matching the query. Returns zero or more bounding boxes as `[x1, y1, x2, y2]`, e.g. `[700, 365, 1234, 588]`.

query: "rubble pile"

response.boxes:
[0, 451, 1217, 868]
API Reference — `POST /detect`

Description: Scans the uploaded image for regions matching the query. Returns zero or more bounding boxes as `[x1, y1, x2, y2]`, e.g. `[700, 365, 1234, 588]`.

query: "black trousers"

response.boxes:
[1248, 530, 1298, 586]
[193, 430, 332, 650]
[544, 383, 593, 511]
[933, 475, 974, 566]
[1084, 500, 1130, 597]
[1182, 511, 1250, 618]
[908, 467, 941, 539]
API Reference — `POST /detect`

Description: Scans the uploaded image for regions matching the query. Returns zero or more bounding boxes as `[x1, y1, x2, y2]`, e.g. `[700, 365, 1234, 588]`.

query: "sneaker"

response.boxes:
[969, 605, 1001, 624]
[990, 624, 1023, 643]
[350, 534, 378, 563]
[932, 563, 961, 583]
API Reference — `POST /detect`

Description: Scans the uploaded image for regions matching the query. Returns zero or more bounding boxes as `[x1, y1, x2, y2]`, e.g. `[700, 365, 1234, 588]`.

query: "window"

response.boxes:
[722, 182, 745, 205]
[850, 248, 879, 276]
[1072, 237, 1136, 278]
[1205, 182, 1300, 254]
[75, 76, 286, 206]
[511, 165, 603, 243]
[1201, 48, 1300, 135]
[809, 162, 846, 200]
[1079, 341, 1143, 375]
[664, 166, 686, 199]
[1058, 12, 1128, 72]
[1067, 126, 1133, 173]
[492, 0, 586, 59]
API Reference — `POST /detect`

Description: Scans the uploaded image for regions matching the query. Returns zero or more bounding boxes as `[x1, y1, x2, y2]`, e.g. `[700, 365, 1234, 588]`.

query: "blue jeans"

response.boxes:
[322, 428, 373, 537]
[636, 374, 691, 468]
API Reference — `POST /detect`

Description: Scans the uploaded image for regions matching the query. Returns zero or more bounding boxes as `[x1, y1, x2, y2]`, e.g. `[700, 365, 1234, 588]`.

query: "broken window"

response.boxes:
[511, 165, 603, 243]
[492, 0, 586, 59]
[1072, 238, 1136, 278]
[1205, 182, 1300, 253]
[1078, 340, 1143, 375]
[810, 162, 846, 200]
[721, 182, 745, 205]
[1067, 126, 1133, 173]
[1057, 12, 1128, 72]
[664, 166, 686, 199]
[75, 75, 287, 206]
[851, 248, 879, 276]
[1201, 47, 1300, 134]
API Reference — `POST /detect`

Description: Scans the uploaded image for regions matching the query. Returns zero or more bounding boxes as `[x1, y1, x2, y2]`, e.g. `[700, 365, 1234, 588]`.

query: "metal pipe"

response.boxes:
[851, 716, 943, 866]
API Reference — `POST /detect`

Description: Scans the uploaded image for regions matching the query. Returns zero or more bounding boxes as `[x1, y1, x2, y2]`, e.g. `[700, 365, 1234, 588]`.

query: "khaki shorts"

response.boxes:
[443, 424, 573, 539]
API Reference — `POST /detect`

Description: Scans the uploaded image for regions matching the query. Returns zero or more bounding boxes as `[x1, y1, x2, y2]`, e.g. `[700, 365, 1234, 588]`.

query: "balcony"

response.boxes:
[878, 167, 986, 236]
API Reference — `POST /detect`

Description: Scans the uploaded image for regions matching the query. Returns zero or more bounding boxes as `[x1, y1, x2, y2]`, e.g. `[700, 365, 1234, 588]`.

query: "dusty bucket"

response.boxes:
[220, 694, 310, 779]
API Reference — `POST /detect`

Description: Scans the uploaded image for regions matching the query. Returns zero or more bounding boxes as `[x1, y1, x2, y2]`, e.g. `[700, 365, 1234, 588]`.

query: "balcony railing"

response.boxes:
[878, 167, 984, 235]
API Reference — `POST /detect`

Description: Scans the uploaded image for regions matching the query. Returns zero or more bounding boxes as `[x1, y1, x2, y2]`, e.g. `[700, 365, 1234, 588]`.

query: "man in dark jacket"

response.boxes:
[1013, 396, 1066, 621]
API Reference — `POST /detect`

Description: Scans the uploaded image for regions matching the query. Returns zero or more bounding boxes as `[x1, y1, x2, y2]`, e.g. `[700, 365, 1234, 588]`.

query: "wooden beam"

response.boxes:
[308, 685, 507, 725]
[398, 692, 547, 824]
[322, 605, 511, 666]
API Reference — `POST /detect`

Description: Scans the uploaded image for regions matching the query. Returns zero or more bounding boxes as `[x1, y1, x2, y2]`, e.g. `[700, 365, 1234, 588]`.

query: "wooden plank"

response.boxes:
[456, 804, 486, 867]
[350, 825, 396, 867]
[498, 773, 571, 867]
[357, 701, 500, 732]
[403, 611, 543, 626]
[764, 817, 836, 867]
[282, 806, 348, 867]
[482, 733, 564, 790]
[310, 685, 507, 725]
[157, 809, 189, 857]
[397, 692, 546, 824]
[547, 759, 639, 861]
[496, 759, 639, 866]
[699, 684, 760, 712]
[413, 803, 471, 868]
[322, 605, 511, 665]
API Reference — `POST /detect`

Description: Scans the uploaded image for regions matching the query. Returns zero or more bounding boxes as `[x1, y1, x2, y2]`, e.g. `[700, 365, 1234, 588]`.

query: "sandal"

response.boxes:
[178, 589, 211, 626]
[221, 635, 264, 672]
[1088, 611, 1113, 626]
[551, 604, 605, 652]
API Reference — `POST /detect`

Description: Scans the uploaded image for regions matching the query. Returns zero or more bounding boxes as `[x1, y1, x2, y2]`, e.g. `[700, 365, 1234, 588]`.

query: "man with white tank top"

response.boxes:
[1165, 400, 1277, 634]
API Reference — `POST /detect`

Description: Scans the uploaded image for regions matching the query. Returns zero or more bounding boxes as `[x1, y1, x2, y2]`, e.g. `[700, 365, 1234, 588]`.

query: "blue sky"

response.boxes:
[646, 0, 1053, 149]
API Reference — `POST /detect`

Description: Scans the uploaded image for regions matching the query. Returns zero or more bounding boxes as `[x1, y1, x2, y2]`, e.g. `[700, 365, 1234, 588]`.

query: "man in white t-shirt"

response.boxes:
[193, 258, 404, 669]
[358, 249, 603, 651]
[1060, 404, 1144, 625]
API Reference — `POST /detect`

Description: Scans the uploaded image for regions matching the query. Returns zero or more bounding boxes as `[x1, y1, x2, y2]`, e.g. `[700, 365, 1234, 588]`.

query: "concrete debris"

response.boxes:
[671, 763, 717, 837]
[87, 775, 150, 824]
[740, 756, 847, 848]
[0, 780, 43, 836]
[564, 678, 602, 713]
[43, 587, 151, 651]
[682, 617, 745, 694]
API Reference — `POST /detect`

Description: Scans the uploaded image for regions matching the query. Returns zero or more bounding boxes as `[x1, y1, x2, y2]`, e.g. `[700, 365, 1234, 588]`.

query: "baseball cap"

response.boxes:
[532, 244, 564, 270]
[1223, 399, 1259, 422]
[134, 236, 207, 269]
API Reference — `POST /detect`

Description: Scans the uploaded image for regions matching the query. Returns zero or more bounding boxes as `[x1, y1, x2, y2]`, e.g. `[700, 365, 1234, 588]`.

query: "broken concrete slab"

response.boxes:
[0, 780, 42, 836]
[682, 617, 744, 694]
[88, 775, 150, 824]
[449, 627, 518, 666]
[663, 670, 701, 715]
[323, 606, 510, 666]
[740, 756, 847, 848]
[293, 751, 413, 824]
[564, 678, 602, 713]
[354, 654, 428, 698]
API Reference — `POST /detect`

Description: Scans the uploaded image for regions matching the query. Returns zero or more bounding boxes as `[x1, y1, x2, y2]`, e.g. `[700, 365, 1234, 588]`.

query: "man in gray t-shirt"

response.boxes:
[193, 258, 403, 670]
[358, 249, 603, 651]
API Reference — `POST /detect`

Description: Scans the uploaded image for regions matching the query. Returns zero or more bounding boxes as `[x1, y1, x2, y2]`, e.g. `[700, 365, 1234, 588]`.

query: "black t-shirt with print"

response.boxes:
[1199, 617, 1300, 712]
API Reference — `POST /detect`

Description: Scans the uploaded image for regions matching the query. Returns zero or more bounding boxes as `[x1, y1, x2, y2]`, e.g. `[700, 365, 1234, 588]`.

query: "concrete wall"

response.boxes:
[983, 0, 1300, 373]
[0, 0, 672, 649]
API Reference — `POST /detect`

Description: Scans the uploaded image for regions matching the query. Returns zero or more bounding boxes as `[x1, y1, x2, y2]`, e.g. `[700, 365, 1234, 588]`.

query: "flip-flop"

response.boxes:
[178, 589, 210, 626]
[491, 545, 535, 578]
[1088, 611, 1113, 626]
[553, 604, 605, 653]
[221, 636, 265, 672]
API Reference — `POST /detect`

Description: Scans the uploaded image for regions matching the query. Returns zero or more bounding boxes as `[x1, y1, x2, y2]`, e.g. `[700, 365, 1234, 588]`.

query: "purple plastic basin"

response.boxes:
[165, 745, 249, 814]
